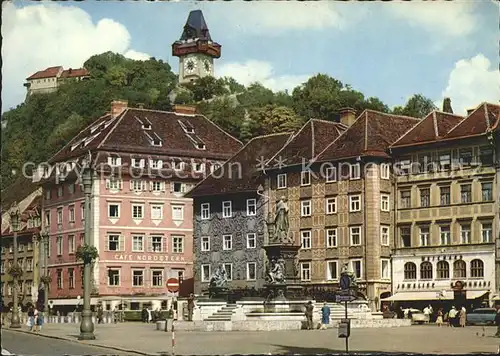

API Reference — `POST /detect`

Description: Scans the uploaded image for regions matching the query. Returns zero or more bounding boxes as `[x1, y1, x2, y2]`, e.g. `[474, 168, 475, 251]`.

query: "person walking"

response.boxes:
[187, 293, 195, 322]
[27, 306, 35, 331]
[320, 302, 330, 330]
[304, 301, 314, 330]
[141, 307, 147, 323]
[448, 306, 458, 327]
[97, 305, 104, 324]
[494, 305, 500, 337]
[147, 307, 152, 323]
[436, 308, 443, 327]
[459, 306, 466, 327]
[423, 305, 431, 324]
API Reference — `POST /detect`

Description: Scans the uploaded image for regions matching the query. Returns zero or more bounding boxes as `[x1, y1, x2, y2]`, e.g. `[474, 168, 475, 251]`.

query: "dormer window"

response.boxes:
[152, 139, 162, 147]
[150, 159, 163, 169]
[142, 118, 152, 130]
[172, 161, 186, 171]
[193, 163, 205, 173]
[210, 163, 222, 174]
[179, 120, 195, 134]
[131, 158, 144, 168]
[197, 143, 206, 150]
[108, 157, 121, 167]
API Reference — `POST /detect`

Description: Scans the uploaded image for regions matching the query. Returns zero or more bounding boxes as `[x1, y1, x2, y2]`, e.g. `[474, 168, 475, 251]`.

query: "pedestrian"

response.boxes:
[423, 305, 431, 324]
[147, 307, 152, 323]
[27, 306, 35, 331]
[320, 302, 330, 330]
[33, 307, 39, 332]
[459, 306, 466, 328]
[141, 307, 147, 323]
[448, 306, 458, 327]
[494, 305, 500, 337]
[436, 308, 443, 327]
[304, 301, 314, 330]
[112, 306, 118, 324]
[187, 293, 195, 322]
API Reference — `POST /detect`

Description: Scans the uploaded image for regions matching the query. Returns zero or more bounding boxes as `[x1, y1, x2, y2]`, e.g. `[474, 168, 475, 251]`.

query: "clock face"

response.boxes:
[184, 59, 196, 74]
[203, 60, 212, 73]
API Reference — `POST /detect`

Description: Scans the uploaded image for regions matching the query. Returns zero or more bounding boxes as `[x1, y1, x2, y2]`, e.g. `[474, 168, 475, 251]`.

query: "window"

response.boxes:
[325, 197, 337, 214]
[459, 148, 473, 166]
[350, 226, 361, 246]
[68, 268, 75, 289]
[301, 200, 311, 217]
[108, 157, 121, 166]
[172, 161, 185, 171]
[277, 174, 287, 188]
[132, 204, 144, 219]
[381, 194, 390, 212]
[201, 265, 211, 282]
[420, 188, 430, 207]
[470, 259, 484, 278]
[149, 235, 163, 252]
[326, 260, 338, 280]
[176, 269, 185, 282]
[150, 159, 163, 169]
[460, 184, 472, 203]
[482, 182, 493, 201]
[398, 158, 411, 175]
[349, 195, 361, 212]
[420, 262, 433, 280]
[45, 211, 50, 226]
[419, 226, 430, 246]
[437, 261, 450, 279]
[172, 235, 184, 253]
[222, 201, 232, 218]
[56, 236, 63, 256]
[460, 224, 471, 244]
[201, 236, 210, 251]
[246, 233, 256, 249]
[151, 181, 164, 192]
[132, 235, 144, 252]
[247, 262, 257, 280]
[151, 204, 163, 220]
[351, 260, 362, 279]
[108, 203, 120, 218]
[350, 163, 361, 180]
[193, 162, 205, 173]
[301, 262, 311, 281]
[68, 235, 75, 254]
[440, 225, 451, 245]
[172, 182, 187, 193]
[325, 167, 337, 182]
[223, 235, 233, 250]
[25, 258, 33, 271]
[326, 229, 337, 248]
[201, 203, 210, 220]
[453, 260, 466, 279]
[57, 186, 63, 197]
[404, 262, 417, 280]
[381, 259, 390, 279]
[107, 234, 123, 251]
[132, 270, 144, 286]
[301, 231, 312, 249]
[57, 208, 63, 224]
[400, 191, 411, 208]
[301, 170, 311, 186]
[439, 151, 451, 170]
[131, 180, 146, 191]
[210, 162, 221, 174]
[152, 270, 163, 287]
[172, 205, 184, 221]
[380, 163, 390, 179]
[479, 146, 494, 165]
[81, 204, 85, 221]
[224, 264, 233, 280]
[246, 199, 256, 216]
[481, 223, 492, 243]
[440, 186, 450, 205]
[106, 178, 122, 190]
[56, 269, 63, 289]
[45, 189, 51, 200]
[380, 226, 390, 246]
[69, 206, 75, 222]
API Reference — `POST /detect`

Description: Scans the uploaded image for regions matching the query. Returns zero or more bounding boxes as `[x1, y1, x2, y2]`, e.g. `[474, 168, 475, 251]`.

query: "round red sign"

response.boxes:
[166, 278, 180, 293]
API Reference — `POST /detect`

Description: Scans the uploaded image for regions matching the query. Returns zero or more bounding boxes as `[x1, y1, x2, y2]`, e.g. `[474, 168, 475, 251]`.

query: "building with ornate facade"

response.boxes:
[386, 103, 500, 309]
[187, 133, 293, 295]
[37, 101, 241, 311]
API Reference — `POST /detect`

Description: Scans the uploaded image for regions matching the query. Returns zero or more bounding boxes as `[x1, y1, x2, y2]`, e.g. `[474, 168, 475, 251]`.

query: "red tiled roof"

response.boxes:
[49, 108, 242, 163]
[268, 119, 347, 168]
[316, 110, 420, 161]
[391, 111, 464, 148]
[1, 176, 40, 211]
[60, 68, 89, 78]
[26, 66, 63, 80]
[444, 103, 500, 139]
[186, 132, 294, 197]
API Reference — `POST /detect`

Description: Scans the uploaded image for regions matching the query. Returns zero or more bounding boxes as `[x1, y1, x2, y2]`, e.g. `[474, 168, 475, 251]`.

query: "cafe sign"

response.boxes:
[113, 254, 185, 262]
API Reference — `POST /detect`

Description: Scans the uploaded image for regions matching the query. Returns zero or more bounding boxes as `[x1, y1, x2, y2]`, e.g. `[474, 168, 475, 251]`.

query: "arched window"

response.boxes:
[420, 262, 433, 280]
[404, 262, 417, 280]
[437, 261, 450, 279]
[453, 260, 466, 279]
[471, 259, 484, 278]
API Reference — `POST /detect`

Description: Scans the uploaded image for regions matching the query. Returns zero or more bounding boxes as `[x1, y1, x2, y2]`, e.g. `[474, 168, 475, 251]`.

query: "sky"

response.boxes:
[2, 0, 499, 115]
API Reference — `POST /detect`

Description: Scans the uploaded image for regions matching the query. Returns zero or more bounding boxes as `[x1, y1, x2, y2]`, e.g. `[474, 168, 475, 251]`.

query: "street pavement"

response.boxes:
[3, 322, 500, 355]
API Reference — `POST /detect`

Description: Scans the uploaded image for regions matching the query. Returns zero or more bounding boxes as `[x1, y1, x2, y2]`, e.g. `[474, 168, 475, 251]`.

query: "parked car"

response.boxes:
[466, 308, 497, 325]
[403, 308, 427, 324]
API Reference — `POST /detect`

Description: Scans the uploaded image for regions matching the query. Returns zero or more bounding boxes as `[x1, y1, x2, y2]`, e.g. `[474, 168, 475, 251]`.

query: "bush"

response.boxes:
[123, 310, 142, 322]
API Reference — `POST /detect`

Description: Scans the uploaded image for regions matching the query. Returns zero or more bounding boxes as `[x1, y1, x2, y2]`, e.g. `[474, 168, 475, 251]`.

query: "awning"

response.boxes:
[381, 291, 453, 301]
[466, 290, 488, 299]
[49, 297, 100, 306]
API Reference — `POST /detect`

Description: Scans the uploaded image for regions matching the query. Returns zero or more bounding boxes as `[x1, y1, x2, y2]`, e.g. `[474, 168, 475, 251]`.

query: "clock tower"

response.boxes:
[172, 10, 221, 84]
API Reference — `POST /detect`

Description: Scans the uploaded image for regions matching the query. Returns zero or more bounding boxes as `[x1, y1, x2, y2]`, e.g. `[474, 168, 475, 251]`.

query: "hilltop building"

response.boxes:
[24, 66, 90, 96]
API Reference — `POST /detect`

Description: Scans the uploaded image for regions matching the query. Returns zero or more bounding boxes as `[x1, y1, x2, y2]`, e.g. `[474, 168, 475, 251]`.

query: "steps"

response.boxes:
[205, 303, 238, 321]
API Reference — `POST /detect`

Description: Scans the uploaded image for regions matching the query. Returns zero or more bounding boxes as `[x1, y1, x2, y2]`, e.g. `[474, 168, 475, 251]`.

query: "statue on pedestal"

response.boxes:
[209, 264, 228, 288]
[267, 258, 285, 284]
[273, 197, 293, 244]
[340, 263, 358, 289]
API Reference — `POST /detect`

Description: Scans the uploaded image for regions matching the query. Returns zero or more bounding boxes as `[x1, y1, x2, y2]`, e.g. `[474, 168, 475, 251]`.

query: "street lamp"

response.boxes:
[79, 165, 96, 340]
[9, 204, 21, 329]
[40, 228, 50, 315]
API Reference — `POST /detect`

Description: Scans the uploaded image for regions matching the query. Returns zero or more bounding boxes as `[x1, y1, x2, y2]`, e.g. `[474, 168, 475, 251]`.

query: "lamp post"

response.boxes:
[79, 166, 96, 340]
[9, 205, 21, 329]
[40, 228, 50, 316]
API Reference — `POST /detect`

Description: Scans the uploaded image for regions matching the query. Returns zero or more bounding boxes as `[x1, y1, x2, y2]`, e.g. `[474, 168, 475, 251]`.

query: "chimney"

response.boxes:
[111, 100, 128, 118]
[466, 108, 475, 116]
[442, 98, 453, 114]
[173, 104, 197, 115]
[339, 107, 357, 127]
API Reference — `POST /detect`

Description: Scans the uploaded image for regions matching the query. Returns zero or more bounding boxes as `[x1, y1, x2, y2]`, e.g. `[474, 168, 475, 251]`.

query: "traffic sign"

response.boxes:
[166, 278, 180, 293]
[335, 294, 357, 303]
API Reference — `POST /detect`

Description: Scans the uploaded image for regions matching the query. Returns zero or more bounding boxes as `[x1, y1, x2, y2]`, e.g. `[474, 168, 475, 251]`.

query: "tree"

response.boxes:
[255, 105, 304, 135]
[393, 94, 437, 118]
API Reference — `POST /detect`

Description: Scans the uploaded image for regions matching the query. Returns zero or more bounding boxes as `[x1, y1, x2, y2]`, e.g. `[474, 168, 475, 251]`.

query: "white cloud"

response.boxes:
[439, 54, 499, 115]
[124, 50, 151, 61]
[1, 3, 150, 111]
[388, 1, 478, 37]
[217, 60, 309, 93]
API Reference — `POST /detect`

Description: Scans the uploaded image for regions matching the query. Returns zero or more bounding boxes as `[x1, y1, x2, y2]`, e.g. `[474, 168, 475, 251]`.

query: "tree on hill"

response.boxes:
[392, 94, 437, 118]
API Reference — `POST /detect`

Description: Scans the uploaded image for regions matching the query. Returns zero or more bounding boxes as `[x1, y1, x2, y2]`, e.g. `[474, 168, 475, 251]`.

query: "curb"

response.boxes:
[4, 329, 157, 356]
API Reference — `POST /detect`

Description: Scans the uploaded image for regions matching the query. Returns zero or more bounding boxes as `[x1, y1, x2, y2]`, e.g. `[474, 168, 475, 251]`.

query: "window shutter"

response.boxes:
[158, 160, 163, 169]
[104, 236, 109, 252]
[119, 235, 125, 251]
[118, 180, 123, 190]
[169, 182, 174, 193]
[105, 179, 110, 189]
[161, 182, 166, 192]
[149, 181, 153, 191]
[141, 181, 146, 191]
[147, 236, 152, 252]
[163, 236, 168, 252]
[140, 159, 145, 168]
[129, 180, 133, 190]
